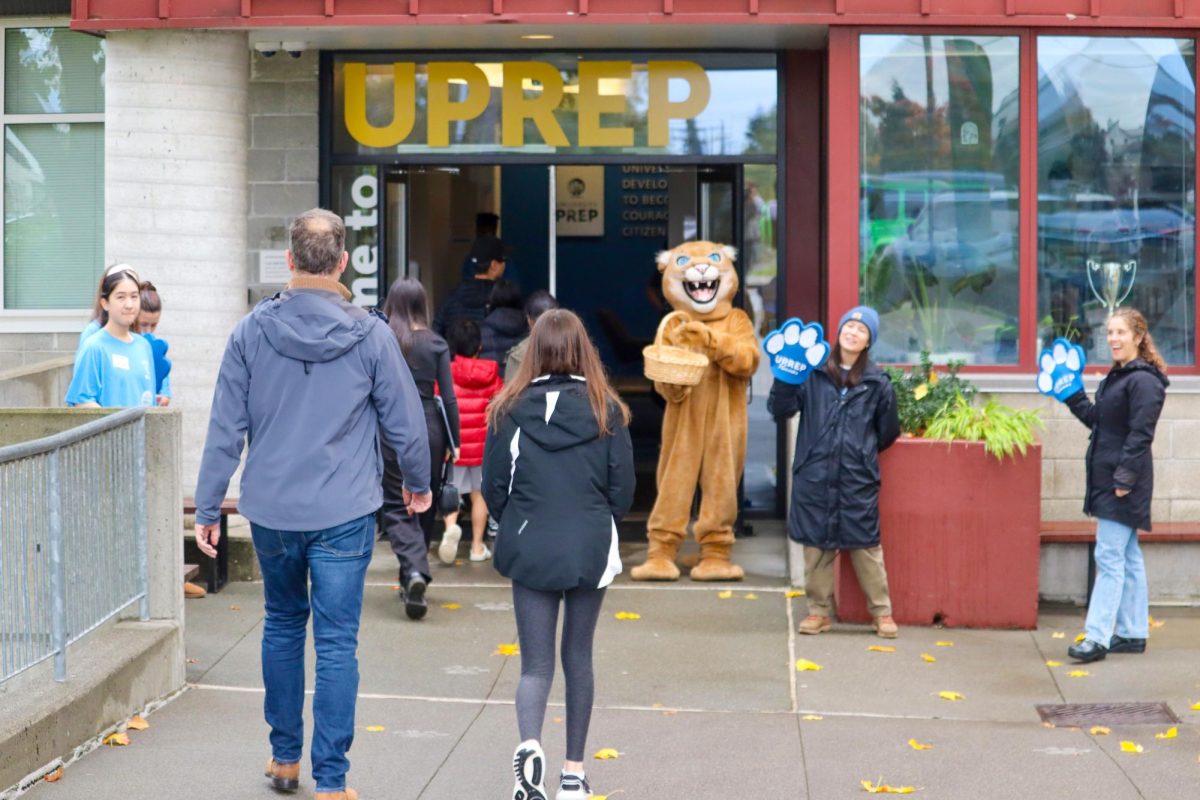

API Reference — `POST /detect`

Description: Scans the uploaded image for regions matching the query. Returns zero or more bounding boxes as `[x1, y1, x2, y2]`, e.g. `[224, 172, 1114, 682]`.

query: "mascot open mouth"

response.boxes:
[684, 278, 720, 305]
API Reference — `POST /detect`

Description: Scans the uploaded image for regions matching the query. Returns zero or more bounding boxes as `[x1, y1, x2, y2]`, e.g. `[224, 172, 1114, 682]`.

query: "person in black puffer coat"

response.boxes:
[769, 306, 901, 639]
[1064, 308, 1168, 664]
[479, 279, 526, 378]
[482, 309, 634, 800]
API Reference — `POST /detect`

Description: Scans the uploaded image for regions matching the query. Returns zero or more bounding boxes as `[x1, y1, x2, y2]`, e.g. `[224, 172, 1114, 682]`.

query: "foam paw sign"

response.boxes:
[1036, 338, 1086, 401]
[764, 318, 830, 385]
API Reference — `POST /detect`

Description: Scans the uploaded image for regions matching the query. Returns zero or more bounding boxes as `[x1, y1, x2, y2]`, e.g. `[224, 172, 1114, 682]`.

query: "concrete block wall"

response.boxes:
[0, 334, 76, 371]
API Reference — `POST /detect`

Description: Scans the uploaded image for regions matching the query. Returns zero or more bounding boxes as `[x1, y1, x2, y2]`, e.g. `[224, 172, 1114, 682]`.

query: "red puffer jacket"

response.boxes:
[450, 356, 503, 466]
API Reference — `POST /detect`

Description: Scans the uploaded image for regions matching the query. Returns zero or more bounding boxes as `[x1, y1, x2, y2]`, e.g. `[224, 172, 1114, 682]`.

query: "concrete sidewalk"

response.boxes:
[21, 527, 1200, 799]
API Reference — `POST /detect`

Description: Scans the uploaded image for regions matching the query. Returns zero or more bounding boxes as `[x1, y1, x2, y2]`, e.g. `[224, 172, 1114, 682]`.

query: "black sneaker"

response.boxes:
[556, 770, 592, 799]
[1108, 634, 1147, 654]
[402, 570, 427, 621]
[512, 740, 547, 800]
[1067, 639, 1107, 663]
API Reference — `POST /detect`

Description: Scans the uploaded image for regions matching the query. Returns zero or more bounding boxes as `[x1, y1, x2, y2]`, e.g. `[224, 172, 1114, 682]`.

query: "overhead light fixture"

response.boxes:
[521, 34, 555, 40]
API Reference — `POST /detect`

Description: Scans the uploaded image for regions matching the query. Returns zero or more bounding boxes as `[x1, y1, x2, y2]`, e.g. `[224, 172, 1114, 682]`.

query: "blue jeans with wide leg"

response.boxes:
[250, 513, 374, 794]
[1084, 517, 1149, 646]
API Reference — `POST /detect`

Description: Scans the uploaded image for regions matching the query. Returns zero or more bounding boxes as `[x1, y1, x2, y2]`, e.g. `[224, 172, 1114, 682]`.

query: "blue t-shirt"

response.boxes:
[65, 329, 156, 408]
[76, 320, 171, 399]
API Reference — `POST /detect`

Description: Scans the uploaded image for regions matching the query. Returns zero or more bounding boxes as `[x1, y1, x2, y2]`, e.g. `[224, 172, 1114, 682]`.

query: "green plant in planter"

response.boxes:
[925, 392, 1044, 460]
[883, 351, 975, 436]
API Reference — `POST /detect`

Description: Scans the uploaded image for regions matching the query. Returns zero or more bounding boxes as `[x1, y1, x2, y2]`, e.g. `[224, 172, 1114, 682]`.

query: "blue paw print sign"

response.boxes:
[1036, 338, 1086, 401]
[764, 318, 830, 385]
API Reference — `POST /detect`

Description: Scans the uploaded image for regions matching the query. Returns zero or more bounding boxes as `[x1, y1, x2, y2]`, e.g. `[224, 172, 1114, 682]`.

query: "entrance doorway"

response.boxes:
[379, 162, 781, 518]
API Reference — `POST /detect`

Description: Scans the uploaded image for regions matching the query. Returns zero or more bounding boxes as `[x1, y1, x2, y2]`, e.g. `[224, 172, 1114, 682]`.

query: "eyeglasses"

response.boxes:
[104, 263, 140, 283]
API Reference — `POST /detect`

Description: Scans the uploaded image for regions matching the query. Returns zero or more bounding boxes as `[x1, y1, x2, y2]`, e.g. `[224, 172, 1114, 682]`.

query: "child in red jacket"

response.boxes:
[439, 319, 504, 564]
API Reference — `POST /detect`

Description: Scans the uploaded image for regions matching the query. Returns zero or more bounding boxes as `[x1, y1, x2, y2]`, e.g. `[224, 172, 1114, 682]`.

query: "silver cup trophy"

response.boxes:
[1086, 258, 1137, 315]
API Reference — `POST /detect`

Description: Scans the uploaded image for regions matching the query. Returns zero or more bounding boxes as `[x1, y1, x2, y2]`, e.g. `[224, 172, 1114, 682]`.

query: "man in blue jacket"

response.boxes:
[194, 208, 430, 800]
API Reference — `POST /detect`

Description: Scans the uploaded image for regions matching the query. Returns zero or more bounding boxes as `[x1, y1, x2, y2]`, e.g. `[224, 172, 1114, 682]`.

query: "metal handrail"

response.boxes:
[0, 407, 147, 464]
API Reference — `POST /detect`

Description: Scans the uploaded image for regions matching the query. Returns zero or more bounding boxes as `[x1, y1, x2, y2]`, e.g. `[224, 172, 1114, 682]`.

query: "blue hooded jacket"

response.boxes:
[194, 287, 430, 530]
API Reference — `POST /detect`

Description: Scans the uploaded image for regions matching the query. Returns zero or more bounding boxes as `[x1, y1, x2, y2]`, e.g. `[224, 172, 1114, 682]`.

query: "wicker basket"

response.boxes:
[643, 311, 709, 386]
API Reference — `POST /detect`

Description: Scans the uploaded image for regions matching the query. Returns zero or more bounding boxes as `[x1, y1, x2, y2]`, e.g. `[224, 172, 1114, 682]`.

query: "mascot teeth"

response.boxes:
[685, 279, 720, 303]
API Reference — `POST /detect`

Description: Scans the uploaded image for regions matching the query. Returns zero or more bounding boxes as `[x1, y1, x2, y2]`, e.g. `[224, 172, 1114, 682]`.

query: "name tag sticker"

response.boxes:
[112, 354, 130, 371]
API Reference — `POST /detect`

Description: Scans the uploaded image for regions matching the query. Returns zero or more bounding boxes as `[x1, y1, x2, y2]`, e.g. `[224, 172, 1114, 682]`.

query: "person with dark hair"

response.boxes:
[505, 290, 559, 378]
[435, 235, 508, 337]
[439, 318, 503, 565]
[482, 309, 634, 800]
[479, 279, 525, 376]
[380, 277, 461, 620]
[136, 281, 172, 408]
[768, 305, 902, 640]
[194, 208, 430, 800]
[460, 212, 501, 281]
[65, 265, 155, 409]
[1063, 308, 1169, 664]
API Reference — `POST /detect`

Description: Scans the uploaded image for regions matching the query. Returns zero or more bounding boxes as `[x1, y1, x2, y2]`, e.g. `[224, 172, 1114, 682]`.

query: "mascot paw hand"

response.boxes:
[670, 320, 714, 350]
[764, 318, 830, 385]
[1036, 338, 1086, 401]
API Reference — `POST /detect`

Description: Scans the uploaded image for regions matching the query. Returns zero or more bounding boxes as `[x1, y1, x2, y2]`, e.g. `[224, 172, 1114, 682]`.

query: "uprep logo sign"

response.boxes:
[343, 60, 710, 149]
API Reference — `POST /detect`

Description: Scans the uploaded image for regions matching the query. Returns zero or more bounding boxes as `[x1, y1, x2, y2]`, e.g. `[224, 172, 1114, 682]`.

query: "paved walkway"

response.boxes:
[24, 528, 1200, 799]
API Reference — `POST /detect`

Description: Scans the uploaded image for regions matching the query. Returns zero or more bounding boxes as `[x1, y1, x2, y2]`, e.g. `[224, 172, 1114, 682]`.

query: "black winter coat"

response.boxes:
[432, 278, 493, 337]
[482, 375, 635, 591]
[768, 364, 901, 550]
[480, 307, 528, 377]
[1065, 358, 1168, 531]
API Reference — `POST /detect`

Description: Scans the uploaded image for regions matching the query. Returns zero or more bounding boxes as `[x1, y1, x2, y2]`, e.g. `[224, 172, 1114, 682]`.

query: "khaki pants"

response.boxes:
[804, 546, 892, 618]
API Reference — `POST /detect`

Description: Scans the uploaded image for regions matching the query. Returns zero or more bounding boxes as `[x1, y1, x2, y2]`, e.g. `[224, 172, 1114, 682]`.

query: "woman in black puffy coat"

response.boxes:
[1064, 308, 1168, 664]
[479, 279, 526, 377]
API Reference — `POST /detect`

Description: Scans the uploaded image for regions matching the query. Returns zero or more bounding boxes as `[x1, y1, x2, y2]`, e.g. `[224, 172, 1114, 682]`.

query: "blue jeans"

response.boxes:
[1085, 517, 1149, 646]
[251, 513, 374, 793]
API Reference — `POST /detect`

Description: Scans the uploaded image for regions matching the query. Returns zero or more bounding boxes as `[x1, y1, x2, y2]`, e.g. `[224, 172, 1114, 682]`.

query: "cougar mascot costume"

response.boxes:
[631, 241, 760, 581]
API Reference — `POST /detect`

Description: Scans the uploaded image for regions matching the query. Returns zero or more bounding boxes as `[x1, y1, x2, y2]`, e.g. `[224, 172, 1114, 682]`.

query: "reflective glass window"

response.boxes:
[5, 28, 105, 114]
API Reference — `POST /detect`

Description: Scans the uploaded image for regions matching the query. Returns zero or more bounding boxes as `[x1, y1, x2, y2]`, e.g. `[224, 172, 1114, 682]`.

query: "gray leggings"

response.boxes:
[512, 581, 607, 762]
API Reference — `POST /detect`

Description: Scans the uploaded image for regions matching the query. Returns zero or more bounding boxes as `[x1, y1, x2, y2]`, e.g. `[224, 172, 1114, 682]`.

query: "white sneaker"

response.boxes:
[556, 771, 592, 799]
[469, 544, 493, 562]
[512, 740, 547, 800]
[437, 523, 462, 565]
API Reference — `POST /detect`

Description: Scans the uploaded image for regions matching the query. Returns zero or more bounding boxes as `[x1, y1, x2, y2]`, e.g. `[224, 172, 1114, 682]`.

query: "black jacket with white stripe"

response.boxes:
[482, 375, 635, 592]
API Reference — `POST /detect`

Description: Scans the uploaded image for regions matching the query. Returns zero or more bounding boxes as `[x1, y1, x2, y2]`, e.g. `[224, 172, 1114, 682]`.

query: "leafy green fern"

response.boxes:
[924, 393, 1044, 461]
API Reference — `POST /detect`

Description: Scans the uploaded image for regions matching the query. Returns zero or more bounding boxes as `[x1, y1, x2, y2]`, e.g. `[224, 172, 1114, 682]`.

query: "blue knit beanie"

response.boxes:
[838, 305, 880, 347]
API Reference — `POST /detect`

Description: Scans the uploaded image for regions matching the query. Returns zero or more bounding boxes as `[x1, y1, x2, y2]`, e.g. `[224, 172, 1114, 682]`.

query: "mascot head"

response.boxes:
[657, 240, 739, 321]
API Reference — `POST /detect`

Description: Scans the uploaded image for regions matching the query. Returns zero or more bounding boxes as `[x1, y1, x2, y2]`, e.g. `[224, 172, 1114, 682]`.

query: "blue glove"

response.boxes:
[142, 333, 172, 395]
[1036, 338, 1085, 401]
[763, 318, 830, 385]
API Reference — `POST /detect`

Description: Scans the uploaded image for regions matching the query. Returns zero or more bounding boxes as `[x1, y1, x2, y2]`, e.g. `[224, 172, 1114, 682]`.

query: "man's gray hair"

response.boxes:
[289, 208, 346, 274]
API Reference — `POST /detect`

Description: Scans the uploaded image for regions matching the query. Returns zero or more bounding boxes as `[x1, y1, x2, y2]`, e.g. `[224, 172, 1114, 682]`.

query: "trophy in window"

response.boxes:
[1086, 258, 1137, 315]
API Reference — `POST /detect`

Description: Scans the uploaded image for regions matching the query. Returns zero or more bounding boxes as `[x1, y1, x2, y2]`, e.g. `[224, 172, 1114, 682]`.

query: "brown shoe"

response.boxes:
[797, 614, 833, 635]
[264, 759, 300, 793]
[873, 615, 899, 639]
[315, 790, 358, 800]
[184, 581, 207, 599]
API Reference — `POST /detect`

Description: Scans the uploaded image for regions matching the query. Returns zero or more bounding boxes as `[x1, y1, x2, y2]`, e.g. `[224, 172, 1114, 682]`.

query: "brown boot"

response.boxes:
[797, 614, 833, 635]
[630, 539, 681, 581]
[264, 759, 299, 793]
[689, 540, 744, 582]
[873, 615, 899, 639]
[315, 790, 358, 800]
[184, 581, 207, 599]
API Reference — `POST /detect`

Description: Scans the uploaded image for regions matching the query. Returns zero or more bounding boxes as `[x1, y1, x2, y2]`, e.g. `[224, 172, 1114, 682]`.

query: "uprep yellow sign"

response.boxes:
[343, 60, 710, 149]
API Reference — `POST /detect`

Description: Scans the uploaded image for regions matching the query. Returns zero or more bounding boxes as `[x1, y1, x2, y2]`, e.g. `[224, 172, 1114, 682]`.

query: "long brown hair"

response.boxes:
[487, 309, 630, 435]
[823, 342, 871, 389]
[1110, 307, 1166, 372]
[382, 277, 430, 357]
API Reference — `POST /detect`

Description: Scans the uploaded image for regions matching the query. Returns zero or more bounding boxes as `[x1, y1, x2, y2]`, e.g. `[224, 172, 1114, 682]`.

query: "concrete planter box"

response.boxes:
[834, 437, 1042, 630]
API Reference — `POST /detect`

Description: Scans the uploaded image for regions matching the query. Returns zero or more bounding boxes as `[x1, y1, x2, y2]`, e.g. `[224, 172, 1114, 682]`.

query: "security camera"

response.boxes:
[254, 41, 280, 57]
[281, 42, 307, 58]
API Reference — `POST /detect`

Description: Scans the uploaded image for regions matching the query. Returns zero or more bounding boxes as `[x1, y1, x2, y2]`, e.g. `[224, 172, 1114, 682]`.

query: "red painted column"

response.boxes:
[824, 27, 859, 325]
[783, 49, 824, 325]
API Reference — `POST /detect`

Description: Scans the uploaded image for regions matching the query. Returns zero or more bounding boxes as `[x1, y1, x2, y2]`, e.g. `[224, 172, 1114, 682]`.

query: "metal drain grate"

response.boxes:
[1036, 702, 1180, 727]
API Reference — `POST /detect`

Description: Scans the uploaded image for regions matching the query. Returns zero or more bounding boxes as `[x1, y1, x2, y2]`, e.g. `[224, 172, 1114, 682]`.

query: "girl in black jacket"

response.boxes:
[482, 309, 634, 800]
[1064, 308, 1168, 663]
[768, 306, 901, 639]
[480, 279, 527, 377]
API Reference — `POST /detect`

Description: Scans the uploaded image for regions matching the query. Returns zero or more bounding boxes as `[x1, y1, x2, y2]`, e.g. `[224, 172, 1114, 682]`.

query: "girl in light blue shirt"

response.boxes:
[65, 266, 155, 408]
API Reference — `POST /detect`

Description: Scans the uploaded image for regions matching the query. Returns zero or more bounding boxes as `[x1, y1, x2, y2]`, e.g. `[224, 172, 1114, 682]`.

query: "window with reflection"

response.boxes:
[1037, 37, 1196, 366]
[860, 35, 1021, 364]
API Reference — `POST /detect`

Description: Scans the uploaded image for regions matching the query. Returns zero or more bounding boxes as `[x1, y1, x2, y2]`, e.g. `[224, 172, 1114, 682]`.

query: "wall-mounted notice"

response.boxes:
[556, 166, 605, 237]
[259, 250, 290, 284]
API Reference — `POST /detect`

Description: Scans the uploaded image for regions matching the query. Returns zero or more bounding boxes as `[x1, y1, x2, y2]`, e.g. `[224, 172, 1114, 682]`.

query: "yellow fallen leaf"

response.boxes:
[652, 703, 664, 708]
[1042, 722, 1056, 729]
[913, 383, 929, 401]
[1119, 741, 1144, 754]
[796, 659, 823, 672]
[229, 605, 241, 612]
[786, 590, 807, 598]
[867, 645, 896, 653]
[43, 767, 64, 783]
[928, 371, 939, 385]
[861, 779, 916, 794]
[127, 715, 149, 731]
[1089, 726, 1111, 736]
[907, 739, 933, 751]
[1045, 660, 1063, 667]
[1067, 670, 1090, 678]
[1074, 633, 1086, 643]
[801, 714, 824, 720]
[103, 732, 129, 747]
[494, 644, 520, 656]
[937, 691, 964, 701]
[1154, 726, 1178, 740]
[441, 603, 461, 610]
[920, 653, 936, 663]
[935, 641, 954, 647]
[744, 593, 759, 600]
[717, 590, 733, 599]
[1149, 615, 1164, 629]
[1191, 701, 1200, 711]
[365, 725, 385, 732]
[454, 559, 464, 566]
[614, 612, 641, 620]
[593, 748, 620, 760]
[662, 709, 678, 716]
[1051, 632, 1066, 639]
[552, 717, 564, 724]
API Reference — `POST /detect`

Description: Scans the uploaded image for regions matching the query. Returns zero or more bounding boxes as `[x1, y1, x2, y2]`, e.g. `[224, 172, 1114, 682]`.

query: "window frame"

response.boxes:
[0, 16, 104, 331]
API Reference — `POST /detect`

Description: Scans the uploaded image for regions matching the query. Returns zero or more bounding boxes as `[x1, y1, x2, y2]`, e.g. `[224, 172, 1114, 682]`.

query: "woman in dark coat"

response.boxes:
[1064, 308, 1168, 663]
[768, 306, 901, 639]
[482, 309, 634, 800]
[479, 279, 526, 377]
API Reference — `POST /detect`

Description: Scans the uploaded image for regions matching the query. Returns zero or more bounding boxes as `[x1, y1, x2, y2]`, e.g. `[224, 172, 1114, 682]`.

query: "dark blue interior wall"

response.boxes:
[499, 165, 550, 297]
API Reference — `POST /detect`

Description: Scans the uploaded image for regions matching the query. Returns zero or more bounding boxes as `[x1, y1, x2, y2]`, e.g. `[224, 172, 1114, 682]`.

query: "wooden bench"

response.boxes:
[1039, 521, 1200, 599]
[183, 497, 239, 594]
